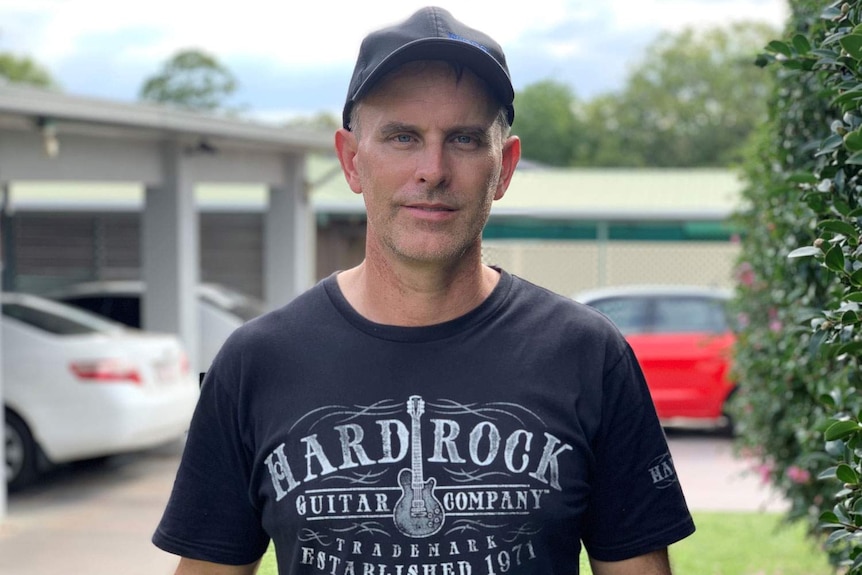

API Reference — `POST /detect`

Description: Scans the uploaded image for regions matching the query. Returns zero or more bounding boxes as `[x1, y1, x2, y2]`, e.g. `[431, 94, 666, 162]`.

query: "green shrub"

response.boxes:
[732, 0, 862, 570]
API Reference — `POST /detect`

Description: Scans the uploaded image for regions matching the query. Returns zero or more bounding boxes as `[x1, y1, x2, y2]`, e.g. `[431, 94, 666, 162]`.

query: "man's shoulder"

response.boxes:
[506, 274, 624, 338]
[509, 274, 605, 314]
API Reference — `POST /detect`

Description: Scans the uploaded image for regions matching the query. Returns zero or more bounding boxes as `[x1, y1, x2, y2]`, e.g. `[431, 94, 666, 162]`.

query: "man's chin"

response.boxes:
[393, 244, 481, 268]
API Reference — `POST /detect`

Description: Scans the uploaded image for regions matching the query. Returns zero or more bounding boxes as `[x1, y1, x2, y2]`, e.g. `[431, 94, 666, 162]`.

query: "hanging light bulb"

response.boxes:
[36, 116, 59, 158]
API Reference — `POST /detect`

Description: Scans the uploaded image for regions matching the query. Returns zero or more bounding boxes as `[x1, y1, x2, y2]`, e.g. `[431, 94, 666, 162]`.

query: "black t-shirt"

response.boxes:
[153, 270, 695, 573]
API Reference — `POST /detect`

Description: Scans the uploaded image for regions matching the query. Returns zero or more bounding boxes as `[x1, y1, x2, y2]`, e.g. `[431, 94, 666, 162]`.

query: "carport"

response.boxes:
[0, 83, 334, 517]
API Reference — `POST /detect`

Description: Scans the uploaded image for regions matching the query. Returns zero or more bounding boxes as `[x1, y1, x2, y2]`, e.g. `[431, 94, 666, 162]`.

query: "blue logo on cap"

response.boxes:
[448, 32, 490, 55]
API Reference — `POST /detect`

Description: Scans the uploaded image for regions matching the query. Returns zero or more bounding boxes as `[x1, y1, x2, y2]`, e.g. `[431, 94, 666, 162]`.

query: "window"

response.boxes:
[590, 297, 650, 334]
[3, 303, 102, 335]
[61, 295, 141, 328]
[652, 297, 728, 334]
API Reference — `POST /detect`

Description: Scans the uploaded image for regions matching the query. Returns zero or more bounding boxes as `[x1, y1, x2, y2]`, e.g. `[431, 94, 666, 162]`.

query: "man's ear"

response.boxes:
[335, 128, 363, 195]
[494, 135, 521, 201]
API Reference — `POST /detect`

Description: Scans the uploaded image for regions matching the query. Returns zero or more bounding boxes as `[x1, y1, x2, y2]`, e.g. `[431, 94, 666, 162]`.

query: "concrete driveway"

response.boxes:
[0, 440, 184, 575]
[0, 432, 786, 575]
[666, 430, 787, 513]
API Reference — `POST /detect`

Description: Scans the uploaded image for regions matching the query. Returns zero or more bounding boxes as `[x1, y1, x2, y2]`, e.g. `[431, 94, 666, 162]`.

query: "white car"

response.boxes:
[45, 281, 266, 374]
[3, 292, 199, 490]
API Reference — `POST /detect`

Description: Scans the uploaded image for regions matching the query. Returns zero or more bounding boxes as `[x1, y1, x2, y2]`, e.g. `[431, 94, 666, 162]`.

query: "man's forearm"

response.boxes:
[173, 557, 262, 575]
[589, 548, 672, 575]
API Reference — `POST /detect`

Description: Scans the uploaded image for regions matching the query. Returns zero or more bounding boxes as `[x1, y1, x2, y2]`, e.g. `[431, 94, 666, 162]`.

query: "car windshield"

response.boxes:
[586, 292, 730, 335]
[3, 300, 126, 335]
[652, 296, 729, 334]
[590, 297, 650, 334]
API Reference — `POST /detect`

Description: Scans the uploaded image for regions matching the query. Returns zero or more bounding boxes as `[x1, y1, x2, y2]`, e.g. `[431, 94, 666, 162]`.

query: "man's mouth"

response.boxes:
[407, 203, 455, 212]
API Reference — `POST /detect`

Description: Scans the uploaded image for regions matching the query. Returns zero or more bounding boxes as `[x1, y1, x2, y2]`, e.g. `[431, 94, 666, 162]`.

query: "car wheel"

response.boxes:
[5, 409, 39, 491]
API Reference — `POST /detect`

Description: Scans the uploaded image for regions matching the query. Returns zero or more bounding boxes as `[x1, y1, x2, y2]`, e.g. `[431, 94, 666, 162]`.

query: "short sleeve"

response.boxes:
[152, 362, 271, 565]
[580, 345, 695, 561]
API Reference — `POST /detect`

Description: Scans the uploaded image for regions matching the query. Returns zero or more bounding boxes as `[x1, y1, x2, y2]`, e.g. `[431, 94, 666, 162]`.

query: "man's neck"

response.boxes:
[336, 256, 500, 327]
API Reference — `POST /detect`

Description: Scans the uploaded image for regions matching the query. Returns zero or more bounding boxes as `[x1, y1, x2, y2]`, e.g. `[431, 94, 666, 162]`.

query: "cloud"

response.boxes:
[2, 1, 566, 67]
[606, 0, 788, 32]
[503, 0, 787, 98]
[0, 0, 789, 118]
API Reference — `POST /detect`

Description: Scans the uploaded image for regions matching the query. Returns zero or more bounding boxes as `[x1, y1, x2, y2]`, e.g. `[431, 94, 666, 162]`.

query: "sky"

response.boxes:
[0, 0, 789, 124]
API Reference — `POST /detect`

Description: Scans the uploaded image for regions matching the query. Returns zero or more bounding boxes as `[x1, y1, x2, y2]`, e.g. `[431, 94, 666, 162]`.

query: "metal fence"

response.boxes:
[483, 240, 740, 298]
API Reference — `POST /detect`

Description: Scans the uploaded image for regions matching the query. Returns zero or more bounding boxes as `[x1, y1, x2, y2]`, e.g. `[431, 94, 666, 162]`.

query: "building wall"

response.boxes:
[5, 213, 252, 296]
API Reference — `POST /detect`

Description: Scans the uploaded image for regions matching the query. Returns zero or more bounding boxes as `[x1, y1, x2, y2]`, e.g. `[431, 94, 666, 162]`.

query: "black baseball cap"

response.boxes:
[342, 6, 515, 129]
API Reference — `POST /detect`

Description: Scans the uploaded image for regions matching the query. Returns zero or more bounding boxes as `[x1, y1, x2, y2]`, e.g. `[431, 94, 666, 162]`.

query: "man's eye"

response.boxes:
[393, 134, 414, 143]
[452, 134, 482, 147]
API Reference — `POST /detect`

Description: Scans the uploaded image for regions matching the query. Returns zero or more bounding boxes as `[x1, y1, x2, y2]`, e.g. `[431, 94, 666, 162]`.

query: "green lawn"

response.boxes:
[258, 512, 833, 575]
[664, 512, 832, 575]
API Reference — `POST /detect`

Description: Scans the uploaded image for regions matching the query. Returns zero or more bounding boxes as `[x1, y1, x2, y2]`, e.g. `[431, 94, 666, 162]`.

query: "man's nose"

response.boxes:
[415, 144, 450, 187]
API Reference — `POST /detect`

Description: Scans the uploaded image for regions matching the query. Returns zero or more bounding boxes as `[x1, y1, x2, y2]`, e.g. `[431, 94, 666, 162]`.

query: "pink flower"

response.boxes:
[786, 466, 811, 484]
[754, 463, 774, 484]
[768, 308, 782, 332]
[736, 262, 756, 287]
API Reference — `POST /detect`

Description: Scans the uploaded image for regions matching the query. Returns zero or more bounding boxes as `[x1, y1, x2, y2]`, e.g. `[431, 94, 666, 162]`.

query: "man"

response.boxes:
[153, 7, 695, 574]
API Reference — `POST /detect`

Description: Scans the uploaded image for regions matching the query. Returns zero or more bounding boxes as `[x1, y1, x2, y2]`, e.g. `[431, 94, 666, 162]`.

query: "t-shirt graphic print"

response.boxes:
[264, 394, 567, 574]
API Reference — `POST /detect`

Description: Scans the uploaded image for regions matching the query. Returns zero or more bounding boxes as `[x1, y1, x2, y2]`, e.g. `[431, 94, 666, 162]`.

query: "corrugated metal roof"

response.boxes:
[502, 168, 742, 215]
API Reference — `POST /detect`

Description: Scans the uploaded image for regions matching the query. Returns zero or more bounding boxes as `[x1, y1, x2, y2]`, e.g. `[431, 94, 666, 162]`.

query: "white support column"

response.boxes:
[597, 221, 610, 288]
[142, 141, 200, 372]
[264, 154, 313, 311]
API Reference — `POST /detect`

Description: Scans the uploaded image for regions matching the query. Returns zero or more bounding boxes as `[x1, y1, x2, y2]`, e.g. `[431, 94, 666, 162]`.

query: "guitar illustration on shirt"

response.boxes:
[393, 395, 445, 537]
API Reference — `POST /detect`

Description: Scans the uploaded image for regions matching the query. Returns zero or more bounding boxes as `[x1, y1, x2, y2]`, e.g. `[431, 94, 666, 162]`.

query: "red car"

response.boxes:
[575, 285, 736, 432]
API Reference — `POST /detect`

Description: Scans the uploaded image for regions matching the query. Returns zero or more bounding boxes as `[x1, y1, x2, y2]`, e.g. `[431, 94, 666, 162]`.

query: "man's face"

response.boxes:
[338, 61, 519, 268]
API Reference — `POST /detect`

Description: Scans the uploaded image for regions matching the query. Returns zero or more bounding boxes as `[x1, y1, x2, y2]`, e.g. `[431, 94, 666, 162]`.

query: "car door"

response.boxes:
[626, 295, 734, 421]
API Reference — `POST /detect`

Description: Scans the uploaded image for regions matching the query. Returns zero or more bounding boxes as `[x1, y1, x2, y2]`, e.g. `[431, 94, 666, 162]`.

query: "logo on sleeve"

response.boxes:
[647, 452, 679, 489]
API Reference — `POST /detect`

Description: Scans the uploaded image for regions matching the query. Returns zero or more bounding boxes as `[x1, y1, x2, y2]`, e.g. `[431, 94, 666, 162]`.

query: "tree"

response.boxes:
[0, 52, 56, 88]
[513, 80, 580, 166]
[139, 48, 237, 112]
[579, 22, 778, 167]
[574, 95, 633, 167]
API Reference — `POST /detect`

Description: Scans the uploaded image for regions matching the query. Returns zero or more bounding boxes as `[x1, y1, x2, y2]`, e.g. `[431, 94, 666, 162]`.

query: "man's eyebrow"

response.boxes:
[449, 124, 495, 137]
[377, 122, 495, 138]
[377, 122, 416, 137]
